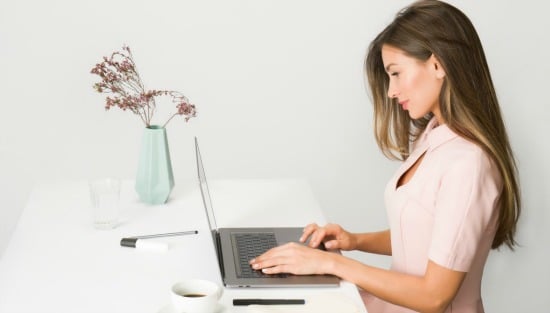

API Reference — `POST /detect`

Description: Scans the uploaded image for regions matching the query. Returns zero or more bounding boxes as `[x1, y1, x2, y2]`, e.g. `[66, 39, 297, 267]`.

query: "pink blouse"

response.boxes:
[363, 117, 502, 313]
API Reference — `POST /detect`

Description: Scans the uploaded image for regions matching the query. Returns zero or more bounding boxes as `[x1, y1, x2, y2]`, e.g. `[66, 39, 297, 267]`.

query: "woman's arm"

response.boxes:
[330, 255, 465, 313]
[252, 245, 464, 313]
[354, 229, 392, 255]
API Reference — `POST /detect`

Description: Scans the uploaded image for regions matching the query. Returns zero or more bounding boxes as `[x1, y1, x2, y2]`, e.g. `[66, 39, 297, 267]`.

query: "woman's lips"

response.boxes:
[399, 100, 409, 110]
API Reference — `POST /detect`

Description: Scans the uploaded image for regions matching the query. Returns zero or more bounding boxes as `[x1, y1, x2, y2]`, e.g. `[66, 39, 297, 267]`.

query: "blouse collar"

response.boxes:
[420, 116, 459, 151]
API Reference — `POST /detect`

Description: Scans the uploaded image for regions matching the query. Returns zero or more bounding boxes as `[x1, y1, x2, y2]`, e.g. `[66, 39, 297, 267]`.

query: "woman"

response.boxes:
[249, 1, 521, 312]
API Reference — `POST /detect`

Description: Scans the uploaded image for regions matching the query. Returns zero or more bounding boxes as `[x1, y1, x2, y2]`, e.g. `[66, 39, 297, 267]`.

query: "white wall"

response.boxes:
[1, 0, 548, 311]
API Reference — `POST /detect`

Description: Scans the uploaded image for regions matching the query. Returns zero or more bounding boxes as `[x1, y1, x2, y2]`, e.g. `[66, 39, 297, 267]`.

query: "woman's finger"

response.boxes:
[261, 264, 290, 275]
[308, 227, 327, 248]
[324, 239, 340, 250]
[251, 255, 287, 271]
[300, 223, 319, 242]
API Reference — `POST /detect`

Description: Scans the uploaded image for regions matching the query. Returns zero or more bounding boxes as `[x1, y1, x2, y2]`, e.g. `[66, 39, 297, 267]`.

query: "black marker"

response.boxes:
[120, 230, 198, 252]
[233, 299, 305, 306]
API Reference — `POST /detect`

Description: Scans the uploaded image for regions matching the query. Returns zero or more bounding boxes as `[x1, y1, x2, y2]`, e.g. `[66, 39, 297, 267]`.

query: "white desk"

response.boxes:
[0, 178, 367, 313]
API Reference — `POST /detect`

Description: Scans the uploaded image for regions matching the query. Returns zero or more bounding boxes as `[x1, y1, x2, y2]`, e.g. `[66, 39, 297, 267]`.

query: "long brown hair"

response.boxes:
[365, 0, 521, 249]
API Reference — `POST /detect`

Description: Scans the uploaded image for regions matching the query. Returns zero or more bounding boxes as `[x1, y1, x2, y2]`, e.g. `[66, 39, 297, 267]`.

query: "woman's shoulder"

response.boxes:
[433, 134, 499, 182]
[441, 135, 485, 158]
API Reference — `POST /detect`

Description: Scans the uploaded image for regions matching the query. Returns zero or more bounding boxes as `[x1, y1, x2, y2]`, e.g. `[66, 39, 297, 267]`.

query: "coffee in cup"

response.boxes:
[170, 279, 223, 313]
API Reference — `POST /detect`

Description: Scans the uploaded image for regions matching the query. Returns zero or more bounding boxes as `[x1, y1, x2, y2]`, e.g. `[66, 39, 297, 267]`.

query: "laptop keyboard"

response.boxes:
[233, 232, 288, 278]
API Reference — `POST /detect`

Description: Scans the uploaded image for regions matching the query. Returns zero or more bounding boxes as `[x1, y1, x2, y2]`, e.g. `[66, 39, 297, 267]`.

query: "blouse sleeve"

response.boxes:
[428, 148, 502, 272]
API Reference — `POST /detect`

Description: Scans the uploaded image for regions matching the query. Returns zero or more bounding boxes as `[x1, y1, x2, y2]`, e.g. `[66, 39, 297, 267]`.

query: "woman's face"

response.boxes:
[381, 44, 445, 122]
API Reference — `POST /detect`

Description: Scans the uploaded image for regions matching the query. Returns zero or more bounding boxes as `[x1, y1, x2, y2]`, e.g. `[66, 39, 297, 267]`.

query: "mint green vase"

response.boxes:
[135, 125, 174, 204]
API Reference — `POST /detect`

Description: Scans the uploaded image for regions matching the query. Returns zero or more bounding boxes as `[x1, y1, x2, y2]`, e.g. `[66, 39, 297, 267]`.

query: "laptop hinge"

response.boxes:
[215, 231, 226, 279]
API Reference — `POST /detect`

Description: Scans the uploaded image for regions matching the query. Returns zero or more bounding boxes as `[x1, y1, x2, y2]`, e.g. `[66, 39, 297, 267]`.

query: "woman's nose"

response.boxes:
[387, 82, 398, 99]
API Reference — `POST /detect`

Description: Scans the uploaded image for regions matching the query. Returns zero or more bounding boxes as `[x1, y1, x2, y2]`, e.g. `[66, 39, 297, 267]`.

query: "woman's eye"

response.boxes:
[391, 72, 399, 77]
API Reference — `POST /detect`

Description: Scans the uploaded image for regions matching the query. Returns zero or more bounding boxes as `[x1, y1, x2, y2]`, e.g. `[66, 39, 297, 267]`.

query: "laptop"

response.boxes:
[195, 137, 340, 288]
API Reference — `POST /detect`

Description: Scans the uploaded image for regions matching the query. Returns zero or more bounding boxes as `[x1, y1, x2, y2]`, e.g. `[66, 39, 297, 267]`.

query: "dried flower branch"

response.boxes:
[90, 46, 197, 128]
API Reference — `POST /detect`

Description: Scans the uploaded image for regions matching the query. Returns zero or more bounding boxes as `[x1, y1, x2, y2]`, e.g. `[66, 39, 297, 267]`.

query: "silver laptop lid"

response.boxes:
[195, 137, 219, 233]
[195, 136, 226, 278]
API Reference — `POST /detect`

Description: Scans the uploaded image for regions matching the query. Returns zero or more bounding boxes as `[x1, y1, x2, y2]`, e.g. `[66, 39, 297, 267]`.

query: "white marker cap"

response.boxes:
[120, 238, 169, 252]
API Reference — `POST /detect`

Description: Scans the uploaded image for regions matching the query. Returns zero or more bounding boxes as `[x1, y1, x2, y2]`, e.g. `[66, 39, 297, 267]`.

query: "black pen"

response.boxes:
[131, 230, 198, 239]
[233, 299, 305, 306]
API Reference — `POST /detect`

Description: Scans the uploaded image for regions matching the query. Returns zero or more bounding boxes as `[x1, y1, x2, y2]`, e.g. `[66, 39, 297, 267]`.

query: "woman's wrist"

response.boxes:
[349, 232, 359, 251]
[354, 230, 391, 255]
[354, 232, 369, 251]
[323, 251, 343, 275]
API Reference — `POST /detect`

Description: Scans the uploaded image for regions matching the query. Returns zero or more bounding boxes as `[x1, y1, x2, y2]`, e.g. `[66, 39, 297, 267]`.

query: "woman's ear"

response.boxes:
[430, 54, 446, 79]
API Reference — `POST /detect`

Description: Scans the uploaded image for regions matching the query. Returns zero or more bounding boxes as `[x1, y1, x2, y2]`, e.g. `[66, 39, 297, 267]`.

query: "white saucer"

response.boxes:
[157, 303, 224, 313]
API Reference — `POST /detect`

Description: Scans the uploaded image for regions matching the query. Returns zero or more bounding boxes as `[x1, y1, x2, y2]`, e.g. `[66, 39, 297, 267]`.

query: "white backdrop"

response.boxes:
[1, 0, 548, 311]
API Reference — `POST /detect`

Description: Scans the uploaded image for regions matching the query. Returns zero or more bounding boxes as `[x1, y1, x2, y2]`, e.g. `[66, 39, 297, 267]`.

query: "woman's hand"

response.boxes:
[249, 242, 337, 275]
[300, 223, 357, 251]
[248, 223, 354, 276]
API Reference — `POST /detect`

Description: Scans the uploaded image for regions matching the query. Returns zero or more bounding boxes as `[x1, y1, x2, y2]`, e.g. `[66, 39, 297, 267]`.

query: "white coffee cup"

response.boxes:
[170, 279, 223, 313]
